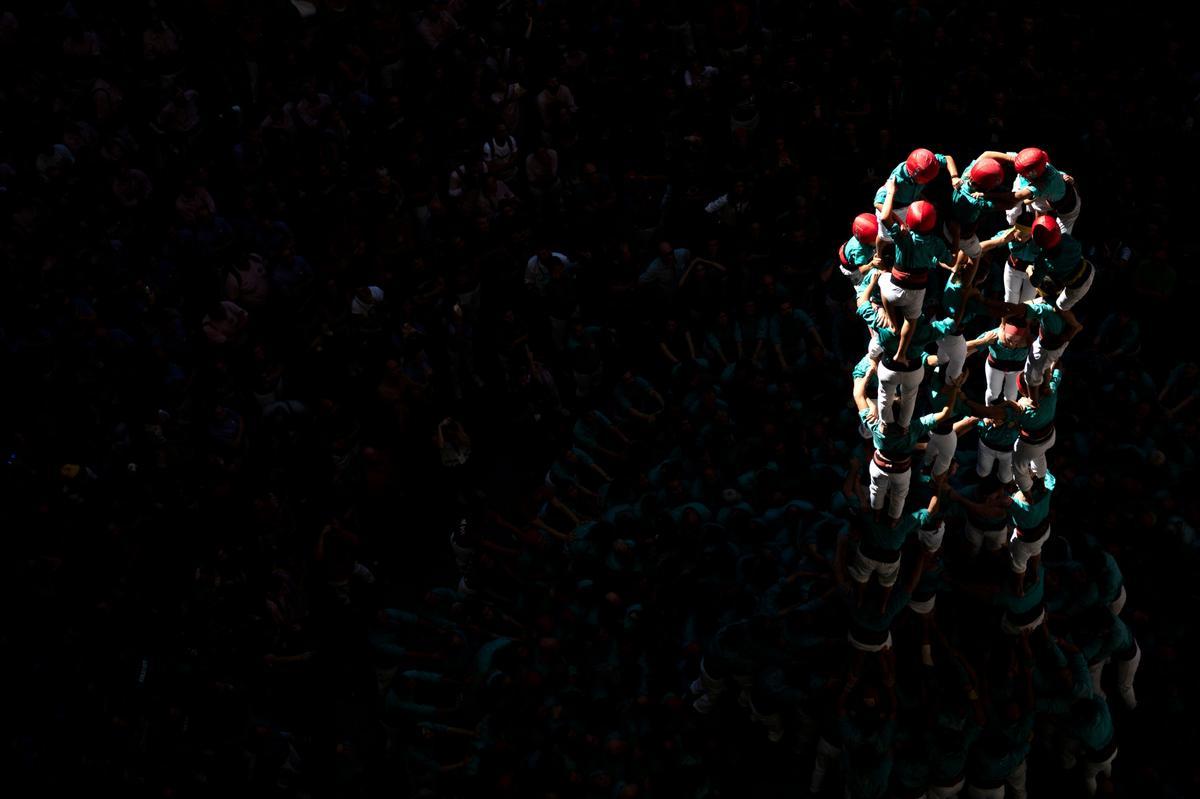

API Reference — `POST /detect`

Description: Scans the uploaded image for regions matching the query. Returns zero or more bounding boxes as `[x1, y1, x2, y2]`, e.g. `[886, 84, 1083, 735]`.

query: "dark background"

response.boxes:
[0, 1, 1195, 797]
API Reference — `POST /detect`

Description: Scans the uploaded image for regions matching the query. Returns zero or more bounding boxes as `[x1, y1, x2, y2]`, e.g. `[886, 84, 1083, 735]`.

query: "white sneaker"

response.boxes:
[689, 678, 704, 696]
[693, 694, 714, 714]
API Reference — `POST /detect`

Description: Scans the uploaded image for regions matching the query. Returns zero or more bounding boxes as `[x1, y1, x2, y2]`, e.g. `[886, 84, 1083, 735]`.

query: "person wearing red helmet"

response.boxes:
[979, 148, 1081, 234]
[873, 148, 960, 241]
[1021, 214, 1092, 338]
[947, 157, 1005, 259]
[1011, 367, 1062, 495]
[974, 315, 1032, 406]
[838, 213, 883, 286]
[878, 199, 960, 366]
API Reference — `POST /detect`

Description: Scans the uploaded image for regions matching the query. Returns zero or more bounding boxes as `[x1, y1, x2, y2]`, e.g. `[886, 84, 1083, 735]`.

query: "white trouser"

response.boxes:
[849, 545, 901, 587]
[1022, 195, 1081, 234]
[1111, 585, 1127, 615]
[1009, 527, 1050, 573]
[967, 758, 1026, 799]
[1089, 641, 1140, 701]
[1082, 748, 1116, 796]
[1026, 339, 1066, 386]
[877, 362, 925, 426]
[928, 778, 964, 798]
[965, 523, 1009, 554]
[1054, 263, 1094, 311]
[1013, 431, 1055, 492]
[876, 205, 910, 242]
[976, 443, 1014, 483]
[880, 273, 926, 321]
[985, 363, 1020, 405]
[869, 460, 911, 519]
[1004, 261, 1036, 304]
[811, 735, 842, 793]
[938, 333, 967, 380]
[924, 430, 957, 476]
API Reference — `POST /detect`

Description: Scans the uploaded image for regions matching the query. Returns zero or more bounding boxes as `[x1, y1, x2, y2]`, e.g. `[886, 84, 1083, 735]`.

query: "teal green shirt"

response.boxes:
[988, 333, 1030, 366]
[979, 405, 1021, 449]
[853, 354, 879, 393]
[1019, 369, 1061, 431]
[951, 159, 998, 225]
[861, 408, 939, 458]
[888, 223, 952, 275]
[874, 153, 950, 207]
[1063, 697, 1115, 752]
[843, 235, 876, 268]
[1016, 163, 1067, 203]
[1025, 300, 1065, 339]
[1010, 472, 1055, 530]
[1032, 235, 1084, 283]
[864, 508, 931, 551]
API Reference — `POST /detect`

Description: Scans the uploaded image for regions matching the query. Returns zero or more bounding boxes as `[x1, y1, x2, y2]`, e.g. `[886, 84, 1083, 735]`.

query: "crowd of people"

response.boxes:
[2, 1, 1198, 798]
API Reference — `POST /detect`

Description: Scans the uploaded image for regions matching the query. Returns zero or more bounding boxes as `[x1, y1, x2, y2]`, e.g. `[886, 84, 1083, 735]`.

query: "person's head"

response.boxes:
[658, 241, 674, 261]
[852, 212, 878, 244]
[545, 75, 560, 92]
[906, 200, 937, 233]
[1015, 147, 1049, 179]
[905, 148, 939, 184]
[968, 157, 1004, 191]
[1030, 214, 1062, 249]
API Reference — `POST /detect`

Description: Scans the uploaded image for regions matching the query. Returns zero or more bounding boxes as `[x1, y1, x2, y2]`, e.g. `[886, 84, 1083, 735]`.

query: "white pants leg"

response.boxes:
[1117, 642, 1141, 706]
[964, 524, 984, 555]
[1013, 431, 1056, 492]
[938, 334, 968, 380]
[1009, 527, 1050, 573]
[1007, 758, 1028, 799]
[1111, 585, 1127, 615]
[1004, 262, 1036, 304]
[869, 460, 891, 512]
[887, 466, 911, 519]
[877, 362, 902, 425]
[985, 363, 1018, 404]
[976, 442, 997, 479]
[876, 205, 909, 242]
[811, 735, 842, 793]
[881, 274, 926, 321]
[1025, 340, 1066, 387]
[925, 430, 957, 476]
[966, 784, 1004, 799]
[996, 450, 1014, 483]
[1082, 747, 1116, 796]
[890, 367, 926, 427]
[928, 780, 964, 799]
[1057, 264, 1094, 311]
[1058, 196, 1081, 234]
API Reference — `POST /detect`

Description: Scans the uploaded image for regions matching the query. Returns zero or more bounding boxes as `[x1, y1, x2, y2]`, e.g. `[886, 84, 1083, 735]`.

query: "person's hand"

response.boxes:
[1002, 227, 1020, 242]
[1062, 172, 1075, 185]
[1014, 228, 1032, 242]
[971, 191, 985, 199]
[951, 177, 963, 190]
[869, 254, 883, 268]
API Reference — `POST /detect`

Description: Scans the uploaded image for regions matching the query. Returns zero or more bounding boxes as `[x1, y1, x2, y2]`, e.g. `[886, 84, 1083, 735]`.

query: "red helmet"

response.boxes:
[1031, 214, 1062, 249]
[905, 148, 939, 184]
[968, 157, 1004, 191]
[1014, 147, 1049, 178]
[852, 213, 879, 244]
[906, 200, 937, 233]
